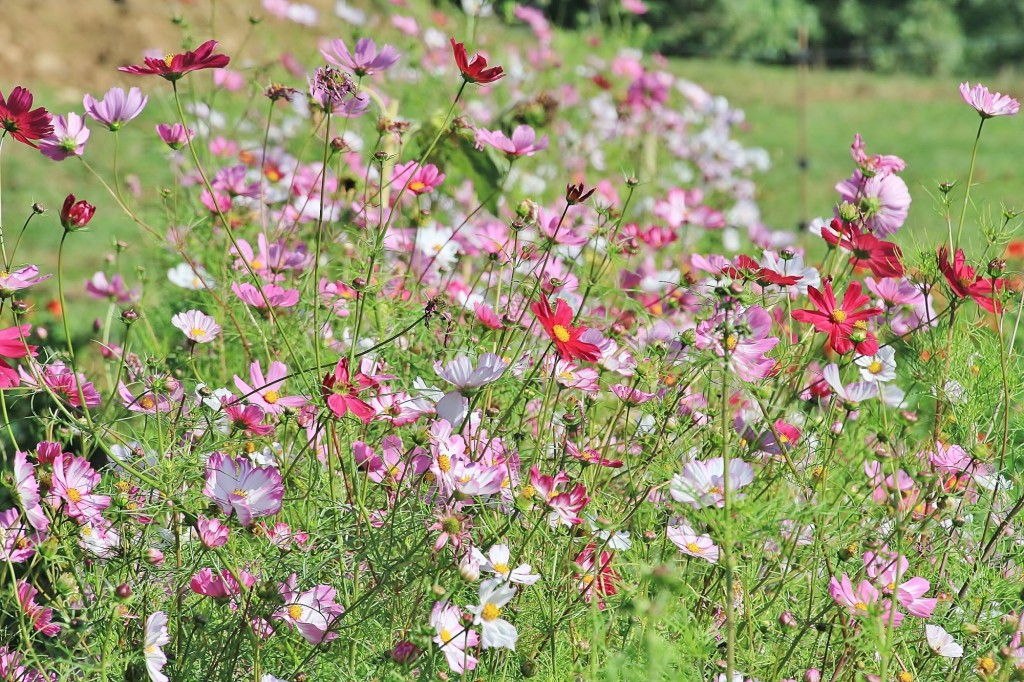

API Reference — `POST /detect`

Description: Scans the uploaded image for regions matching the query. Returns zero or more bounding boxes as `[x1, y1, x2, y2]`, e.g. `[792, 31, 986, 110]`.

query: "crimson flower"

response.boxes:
[0, 86, 53, 148]
[449, 38, 504, 85]
[118, 40, 230, 81]
[60, 194, 95, 231]
[722, 254, 801, 287]
[938, 246, 1005, 313]
[822, 219, 903, 278]
[530, 294, 601, 363]
[792, 280, 881, 355]
[321, 358, 377, 423]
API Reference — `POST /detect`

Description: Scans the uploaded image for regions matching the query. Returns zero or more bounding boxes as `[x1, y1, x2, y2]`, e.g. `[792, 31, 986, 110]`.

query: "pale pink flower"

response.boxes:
[275, 574, 345, 644]
[203, 452, 284, 526]
[171, 310, 221, 343]
[667, 522, 720, 563]
[231, 282, 300, 309]
[960, 81, 1020, 118]
[13, 451, 47, 531]
[16, 581, 60, 636]
[234, 360, 307, 415]
[144, 611, 171, 682]
[835, 171, 911, 237]
[47, 455, 110, 522]
[669, 457, 754, 508]
[190, 567, 256, 598]
[0, 508, 41, 562]
[197, 517, 230, 548]
[474, 125, 548, 156]
[430, 601, 479, 674]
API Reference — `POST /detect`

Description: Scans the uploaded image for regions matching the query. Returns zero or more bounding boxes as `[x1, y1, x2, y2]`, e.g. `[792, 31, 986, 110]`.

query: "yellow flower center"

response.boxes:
[287, 604, 303, 620]
[830, 308, 847, 323]
[408, 181, 426, 192]
[853, 320, 867, 330]
[725, 334, 738, 351]
[82, 525, 93, 537]
[14, 537, 30, 549]
[164, 54, 175, 67]
[581, 574, 595, 586]
[853, 602, 868, 611]
[440, 628, 454, 644]
[558, 371, 576, 382]
[232, 488, 248, 498]
[146, 644, 157, 654]
[116, 481, 132, 492]
[520, 485, 536, 499]
[140, 396, 156, 410]
[707, 485, 722, 496]
[263, 390, 280, 404]
[897, 672, 913, 682]
[67, 488, 82, 503]
[251, 259, 265, 270]
[481, 603, 501, 622]
[437, 454, 451, 473]
[868, 360, 883, 374]
[387, 466, 401, 479]
[493, 563, 510, 575]
[551, 324, 571, 342]
[190, 327, 208, 339]
[685, 542, 702, 554]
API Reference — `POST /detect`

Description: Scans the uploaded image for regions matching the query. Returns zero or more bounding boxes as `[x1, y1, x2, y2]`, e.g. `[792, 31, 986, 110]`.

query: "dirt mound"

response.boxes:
[0, 0, 336, 98]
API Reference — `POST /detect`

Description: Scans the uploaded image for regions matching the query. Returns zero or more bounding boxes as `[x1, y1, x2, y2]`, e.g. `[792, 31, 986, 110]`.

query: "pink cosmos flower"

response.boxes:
[320, 37, 399, 76]
[960, 81, 1020, 118]
[669, 457, 755, 508]
[610, 384, 655, 405]
[85, 271, 138, 303]
[83, 86, 148, 131]
[234, 360, 307, 416]
[275, 574, 345, 644]
[895, 577, 937, 618]
[16, 581, 60, 636]
[171, 310, 221, 343]
[0, 265, 50, 297]
[118, 376, 183, 414]
[429, 507, 473, 552]
[475, 124, 549, 157]
[528, 465, 590, 526]
[667, 522, 720, 563]
[223, 403, 276, 437]
[38, 112, 89, 161]
[835, 171, 911, 237]
[47, 455, 110, 522]
[393, 161, 445, 195]
[197, 517, 230, 548]
[828, 573, 904, 627]
[850, 133, 906, 176]
[14, 451, 47, 531]
[0, 507, 41, 563]
[430, 601, 479, 674]
[203, 452, 284, 526]
[231, 282, 300, 309]
[156, 122, 194, 150]
[694, 306, 779, 382]
[0, 645, 50, 681]
[573, 544, 619, 609]
[189, 567, 256, 598]
[321, 358, 376, 423]
[144, 611, 171, 682]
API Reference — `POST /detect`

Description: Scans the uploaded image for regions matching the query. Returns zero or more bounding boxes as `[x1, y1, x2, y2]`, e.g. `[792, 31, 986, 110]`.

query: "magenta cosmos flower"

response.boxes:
[156, 122, 194, 150]
[669, 457, 755, 508]
[83, 86, 148, 131]
[0, 508, 41, 563]
[0, 324, 37, 388]
[16, 581, 60, 636]
[321, 37, 400, 76]
[118, 40, 230, 81]
[39, 112, 89, 161]
[0, 86, 53, 148]
[959, 81, 1020, 119]
[203, 452, 284, 526]
[835, 170, 911, 237]
[321, 358, 377, 422]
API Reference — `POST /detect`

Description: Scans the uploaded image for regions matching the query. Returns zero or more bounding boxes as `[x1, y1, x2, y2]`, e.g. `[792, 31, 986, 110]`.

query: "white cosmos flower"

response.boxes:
[823, 363, 877, 406]
[855, 346, 897, 383]
[144, 611, 171, 682]
[471, 544, 540, 586]
[416, 224, 458, 269]
[925, 624, 963, 658]
[167, 262, 215, 290]
[467, 579, 518, 650]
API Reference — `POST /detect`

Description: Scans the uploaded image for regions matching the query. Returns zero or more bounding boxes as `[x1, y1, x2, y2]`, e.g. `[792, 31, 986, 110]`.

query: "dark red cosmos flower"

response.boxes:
[321, 358, 377, 423]
[0, 87, 53, 148]
[722, 254, 801, 287]
[823, 218, 903, 278]
[938, 246, 1005, 313]
[530, 294, 602, 363]
[118, 40, 230, 82]
[60, 194, 96, 231]
[449, 38, 504, 85]
[791, 279, 881, 355]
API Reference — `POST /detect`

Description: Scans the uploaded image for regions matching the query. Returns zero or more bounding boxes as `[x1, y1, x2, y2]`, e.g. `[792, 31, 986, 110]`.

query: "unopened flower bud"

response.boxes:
[32, 202, 45, 214]
[804, 669, 821, 682]
[938, 180, 956, 195]
[988, 259, 1006, 277]
[679, 329, 697, 347]
[330, 136, 348, 153]
[459, 555, 480, 582]
[520, 657, 538, 678]
[780, 248, 796, 261]
[146, 547, 165, 565]
[837, 201, 859, 223]
[10, 300, 28, 315]
[390, 641, 420, 665]
[120, 308, 139, 324]
[779, 611, 798, 629]
[115, 583, 133, 600]
[352, 277, 366, 291]
[516, 199, 539, 222]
